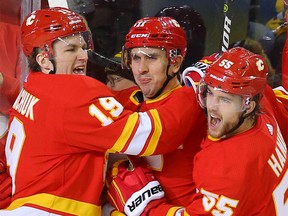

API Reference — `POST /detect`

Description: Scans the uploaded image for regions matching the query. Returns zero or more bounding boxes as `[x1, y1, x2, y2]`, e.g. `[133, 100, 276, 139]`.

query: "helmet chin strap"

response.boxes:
[221, 109, 254, 139]
[146, 64, 175, 100]
[48, 58, 56, 74]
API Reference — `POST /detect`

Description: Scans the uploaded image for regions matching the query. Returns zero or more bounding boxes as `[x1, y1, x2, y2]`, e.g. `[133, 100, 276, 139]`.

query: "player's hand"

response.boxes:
[181, 53, 219, 91]
[0, 159, 12, 209]
[106, 156, 165, 216]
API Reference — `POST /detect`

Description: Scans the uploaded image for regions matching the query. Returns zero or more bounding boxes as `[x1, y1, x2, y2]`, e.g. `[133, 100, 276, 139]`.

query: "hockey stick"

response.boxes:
[88, 50, 120, 68]
[219, 0, 233, 54]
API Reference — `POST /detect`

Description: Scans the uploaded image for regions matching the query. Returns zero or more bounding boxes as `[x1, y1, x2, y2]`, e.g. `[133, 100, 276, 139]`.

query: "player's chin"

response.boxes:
[208, 128, 222, 139]
[208, 117, 223, 138]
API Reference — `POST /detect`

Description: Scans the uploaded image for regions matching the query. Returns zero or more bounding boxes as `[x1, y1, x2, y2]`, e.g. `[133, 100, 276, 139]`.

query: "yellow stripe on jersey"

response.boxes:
[129, 89, 141, 105]
[111, 210, 126, 216]
[6, 193, 101, 215]
[111, 112, 139, 152]
[107, 190, 121, 211]
[112, 110, 162, 156]
[166, 206, 187, 216]
[111, 179, 126, 205]
[183, 210, 190, 216]
[146, 85, 181, 104]
[208, 134, 221, 141]
[274, 89, 288, 100]
[141, 109, 162, 156]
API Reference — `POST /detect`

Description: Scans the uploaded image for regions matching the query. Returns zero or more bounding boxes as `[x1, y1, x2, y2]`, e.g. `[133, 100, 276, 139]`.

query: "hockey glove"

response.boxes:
[181, 53, 219, 91]
[106, 156, 165, 216]
[0, 159, 11, 209]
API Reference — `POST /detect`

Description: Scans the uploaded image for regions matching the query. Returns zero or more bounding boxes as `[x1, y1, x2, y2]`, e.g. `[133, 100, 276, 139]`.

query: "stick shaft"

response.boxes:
[219, 0, 232, 54]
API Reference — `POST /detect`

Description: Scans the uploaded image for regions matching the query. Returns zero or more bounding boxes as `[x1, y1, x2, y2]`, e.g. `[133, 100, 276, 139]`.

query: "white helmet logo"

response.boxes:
[26, 14, 36, 26]
[256, 59, 264, 71]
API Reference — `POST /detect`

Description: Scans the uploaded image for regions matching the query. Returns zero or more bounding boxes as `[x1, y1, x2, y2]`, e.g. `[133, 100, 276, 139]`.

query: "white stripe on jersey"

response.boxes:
[0, 206, 60, 216]
[124, 112, 152, 155]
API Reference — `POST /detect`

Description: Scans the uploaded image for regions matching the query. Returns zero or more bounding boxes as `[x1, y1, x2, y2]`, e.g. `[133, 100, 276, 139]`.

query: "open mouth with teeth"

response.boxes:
[73, 66, 85, 75]
[209, 114, 221, 131]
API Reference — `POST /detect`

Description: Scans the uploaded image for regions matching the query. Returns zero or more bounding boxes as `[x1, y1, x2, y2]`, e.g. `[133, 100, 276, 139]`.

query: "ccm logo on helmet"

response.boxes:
[126, 183, 163, 213]
[131, 34, 149, 38]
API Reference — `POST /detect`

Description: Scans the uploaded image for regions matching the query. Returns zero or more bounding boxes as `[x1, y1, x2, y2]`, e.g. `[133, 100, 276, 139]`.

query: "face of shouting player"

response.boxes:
[52, 34, 89, 75]
[205, 86, 246, 139]
[130, 47, 181, 100]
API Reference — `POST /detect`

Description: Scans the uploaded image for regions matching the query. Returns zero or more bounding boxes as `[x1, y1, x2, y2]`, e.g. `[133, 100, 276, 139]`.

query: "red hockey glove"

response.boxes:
[181, 53, 219, 91]
[0, 159, 12, 209]
[106, 156, 165, 216]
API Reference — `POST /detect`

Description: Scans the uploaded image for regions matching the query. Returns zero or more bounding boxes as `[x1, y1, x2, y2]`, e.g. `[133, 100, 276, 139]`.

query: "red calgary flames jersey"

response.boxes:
[4, 72, 198, 215]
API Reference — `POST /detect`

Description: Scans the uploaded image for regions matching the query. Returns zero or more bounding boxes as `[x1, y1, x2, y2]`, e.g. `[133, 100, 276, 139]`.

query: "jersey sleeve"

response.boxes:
[64, 85, 201, 156]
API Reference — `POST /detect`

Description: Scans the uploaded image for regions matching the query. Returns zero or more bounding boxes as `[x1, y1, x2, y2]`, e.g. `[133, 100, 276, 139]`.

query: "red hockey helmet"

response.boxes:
[123, 16, 187, 67]
[21, 7, 93, 56]
[202, 47, 268, 99]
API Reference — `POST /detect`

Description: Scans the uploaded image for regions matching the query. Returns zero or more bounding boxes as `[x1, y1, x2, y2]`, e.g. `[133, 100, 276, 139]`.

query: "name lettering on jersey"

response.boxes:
[12, 89, 39, 121]
[268, 128, 287, 177]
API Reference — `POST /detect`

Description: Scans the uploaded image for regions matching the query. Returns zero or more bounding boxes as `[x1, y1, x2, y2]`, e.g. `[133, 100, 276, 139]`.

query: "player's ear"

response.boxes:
[170, 55, 183, 74]
[244, 100, 256, 116]
[36, 52, 54, 74]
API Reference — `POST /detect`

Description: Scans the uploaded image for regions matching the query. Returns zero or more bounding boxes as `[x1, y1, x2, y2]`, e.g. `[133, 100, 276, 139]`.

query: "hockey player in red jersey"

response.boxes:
[103, 17, 206, 214]
[106, 47, 288, 216]
[0, 7, 205, 215]
[122, 17, 206, 206]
